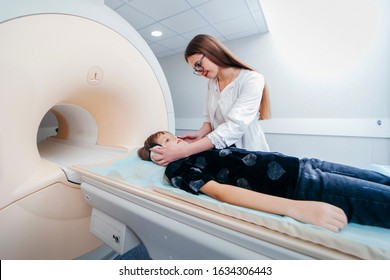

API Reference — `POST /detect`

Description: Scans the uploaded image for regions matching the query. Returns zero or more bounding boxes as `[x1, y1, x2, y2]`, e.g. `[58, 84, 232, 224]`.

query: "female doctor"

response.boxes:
[152, 34, 271, 166]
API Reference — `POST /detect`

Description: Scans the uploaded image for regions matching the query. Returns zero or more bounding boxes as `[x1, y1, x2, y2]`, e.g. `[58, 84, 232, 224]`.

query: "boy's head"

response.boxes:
[138, 131, 187, 161]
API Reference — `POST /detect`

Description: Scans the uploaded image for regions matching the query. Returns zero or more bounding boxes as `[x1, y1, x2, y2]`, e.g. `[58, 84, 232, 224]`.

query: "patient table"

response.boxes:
[72, 151, 390, 260]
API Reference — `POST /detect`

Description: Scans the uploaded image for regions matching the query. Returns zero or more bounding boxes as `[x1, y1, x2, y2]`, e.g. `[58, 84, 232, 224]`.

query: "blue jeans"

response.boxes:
[294, 158, 390, 228]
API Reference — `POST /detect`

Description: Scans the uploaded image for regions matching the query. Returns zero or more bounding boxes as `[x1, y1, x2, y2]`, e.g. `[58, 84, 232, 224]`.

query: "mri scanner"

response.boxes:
[1, 0, 390, 260]
[0, 0, 173, 259]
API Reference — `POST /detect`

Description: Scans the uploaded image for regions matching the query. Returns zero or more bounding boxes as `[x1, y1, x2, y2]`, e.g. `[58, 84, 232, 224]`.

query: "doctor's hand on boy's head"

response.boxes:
[149, 132, 190, 166]
[150, 145, 185, 166]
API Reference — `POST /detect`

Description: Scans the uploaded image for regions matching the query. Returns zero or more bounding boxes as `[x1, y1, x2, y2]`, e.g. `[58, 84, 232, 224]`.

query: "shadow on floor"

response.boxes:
[114, 244, 152, 260]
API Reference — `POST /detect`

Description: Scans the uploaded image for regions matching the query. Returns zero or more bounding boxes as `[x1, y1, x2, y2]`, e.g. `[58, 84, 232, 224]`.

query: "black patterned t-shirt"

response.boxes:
[165, 148, 300, 198]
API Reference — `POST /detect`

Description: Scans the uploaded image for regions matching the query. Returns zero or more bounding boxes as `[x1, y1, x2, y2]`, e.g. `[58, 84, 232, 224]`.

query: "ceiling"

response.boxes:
[105, 0, 268, 58]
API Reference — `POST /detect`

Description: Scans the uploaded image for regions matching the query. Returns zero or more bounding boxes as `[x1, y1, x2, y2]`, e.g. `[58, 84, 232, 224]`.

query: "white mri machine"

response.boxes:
[1, 0, 390, 260]
[0, 0, 174, 259]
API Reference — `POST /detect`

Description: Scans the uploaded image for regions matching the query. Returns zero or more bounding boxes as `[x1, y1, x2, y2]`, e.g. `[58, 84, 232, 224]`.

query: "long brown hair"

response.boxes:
[185, 34, 271, 120]
[137, 131, 166, 161]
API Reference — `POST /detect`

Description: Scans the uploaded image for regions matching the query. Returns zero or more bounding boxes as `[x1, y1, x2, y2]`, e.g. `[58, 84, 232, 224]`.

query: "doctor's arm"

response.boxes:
[151, 136, 214, 166]
[200, 180, 348, 233]
[180, 122, 212, 143]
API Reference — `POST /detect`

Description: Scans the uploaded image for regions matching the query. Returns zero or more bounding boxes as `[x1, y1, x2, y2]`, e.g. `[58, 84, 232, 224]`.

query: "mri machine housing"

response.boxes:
[2, 0, 389, 260]
[0, 0, 174, 259]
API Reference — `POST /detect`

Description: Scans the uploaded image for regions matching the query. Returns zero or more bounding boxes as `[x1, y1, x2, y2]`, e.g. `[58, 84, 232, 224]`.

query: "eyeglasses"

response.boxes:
[193, 54, 205, 76]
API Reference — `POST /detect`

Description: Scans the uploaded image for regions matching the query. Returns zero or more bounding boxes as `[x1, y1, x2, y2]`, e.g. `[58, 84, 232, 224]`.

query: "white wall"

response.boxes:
[158, 0, 390, 168]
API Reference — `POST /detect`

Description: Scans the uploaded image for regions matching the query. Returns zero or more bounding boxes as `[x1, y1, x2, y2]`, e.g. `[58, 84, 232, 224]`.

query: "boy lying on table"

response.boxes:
[138, 131, 390, 232]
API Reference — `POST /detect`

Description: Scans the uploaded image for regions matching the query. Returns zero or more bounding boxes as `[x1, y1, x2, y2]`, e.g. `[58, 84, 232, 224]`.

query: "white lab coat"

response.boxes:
[206, 69, 270, 152]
